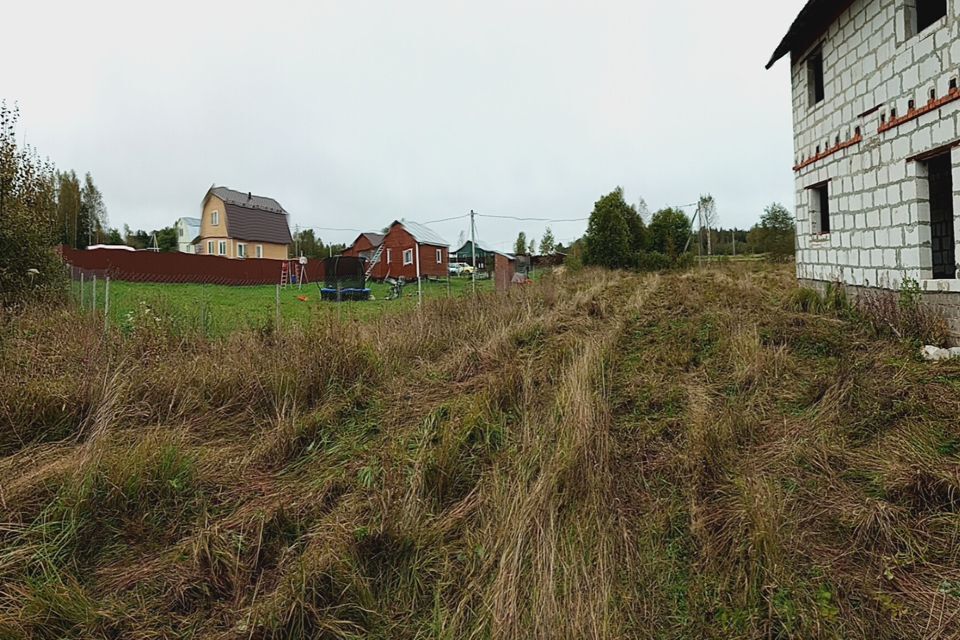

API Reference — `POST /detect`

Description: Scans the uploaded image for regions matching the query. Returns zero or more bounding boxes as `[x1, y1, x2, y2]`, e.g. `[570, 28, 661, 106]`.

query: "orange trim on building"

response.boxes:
[878, 87, 960, 133]
[794, 132, 863, 172]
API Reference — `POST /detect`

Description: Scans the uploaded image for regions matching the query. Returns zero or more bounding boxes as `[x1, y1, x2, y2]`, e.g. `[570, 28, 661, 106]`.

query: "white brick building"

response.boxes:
[768, 0, 960, 336]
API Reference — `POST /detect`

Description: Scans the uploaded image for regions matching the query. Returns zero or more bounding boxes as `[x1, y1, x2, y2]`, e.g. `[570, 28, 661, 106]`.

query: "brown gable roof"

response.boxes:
[210, 186, 286, 213]
[224, 203, 292, 245]
[362, 232, 385, 247]
[766, 0, 856, 69]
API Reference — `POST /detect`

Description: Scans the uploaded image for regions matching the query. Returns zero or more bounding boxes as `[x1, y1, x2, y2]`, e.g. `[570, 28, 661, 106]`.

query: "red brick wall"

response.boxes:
[61, 246, 324, 285]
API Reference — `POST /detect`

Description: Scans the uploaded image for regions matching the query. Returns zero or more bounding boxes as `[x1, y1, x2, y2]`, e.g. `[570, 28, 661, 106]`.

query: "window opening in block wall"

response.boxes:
[907, 0, 947, 38]
[926, 152, 956, 279]
[917, 0, 947, 34]
[808, 182, 831, 235]
[807, 50, 825, 107]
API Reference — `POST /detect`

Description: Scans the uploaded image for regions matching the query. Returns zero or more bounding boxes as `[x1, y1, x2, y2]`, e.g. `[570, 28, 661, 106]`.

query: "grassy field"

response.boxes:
[75, 275, 493, 334]
[3, 262, 960, 638]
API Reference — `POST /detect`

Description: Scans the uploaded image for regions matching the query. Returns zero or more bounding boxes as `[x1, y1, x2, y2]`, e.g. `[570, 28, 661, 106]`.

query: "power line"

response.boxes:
[475, 213, 589, 223]
[421, 214, 470, 225]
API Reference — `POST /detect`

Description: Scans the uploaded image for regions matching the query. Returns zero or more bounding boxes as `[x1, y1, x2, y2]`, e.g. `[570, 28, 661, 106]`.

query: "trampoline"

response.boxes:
[320, 256, 371, 301]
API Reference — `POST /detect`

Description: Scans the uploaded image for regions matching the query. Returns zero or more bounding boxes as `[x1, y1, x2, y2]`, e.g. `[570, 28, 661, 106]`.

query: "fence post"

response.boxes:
[80, 272, 85, 310]
[275, 284, 281, 332]
[104, 277, 110, 331]
[92, 275, 97, 315]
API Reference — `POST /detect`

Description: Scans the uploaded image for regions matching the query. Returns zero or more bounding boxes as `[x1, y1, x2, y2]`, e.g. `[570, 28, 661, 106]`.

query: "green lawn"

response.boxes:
[76, 275, 493, 334]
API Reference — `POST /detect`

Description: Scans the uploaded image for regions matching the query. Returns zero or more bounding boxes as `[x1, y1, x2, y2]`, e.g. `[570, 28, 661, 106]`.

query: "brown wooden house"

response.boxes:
[342, 220, 448, 280]
[342, 232, 385, 264]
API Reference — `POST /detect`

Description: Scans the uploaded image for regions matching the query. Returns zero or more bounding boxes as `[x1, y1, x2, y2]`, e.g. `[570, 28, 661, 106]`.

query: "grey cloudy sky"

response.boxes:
[4, 0, 805, 251]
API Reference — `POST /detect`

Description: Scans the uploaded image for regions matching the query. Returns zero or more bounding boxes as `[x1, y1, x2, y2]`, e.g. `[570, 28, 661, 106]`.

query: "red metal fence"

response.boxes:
[60, 246, 325, 286]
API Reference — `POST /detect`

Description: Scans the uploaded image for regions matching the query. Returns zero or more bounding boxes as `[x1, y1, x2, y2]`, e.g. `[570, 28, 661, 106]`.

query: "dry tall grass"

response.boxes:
[2, 263, 960, 639]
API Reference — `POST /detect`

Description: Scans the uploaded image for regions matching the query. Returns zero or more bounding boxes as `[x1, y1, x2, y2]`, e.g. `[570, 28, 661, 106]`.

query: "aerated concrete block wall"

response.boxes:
[790, 0, 960, 333]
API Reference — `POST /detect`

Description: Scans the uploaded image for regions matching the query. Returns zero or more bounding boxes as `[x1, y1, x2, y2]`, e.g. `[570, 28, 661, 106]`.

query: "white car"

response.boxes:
[449, 262, 475, 276]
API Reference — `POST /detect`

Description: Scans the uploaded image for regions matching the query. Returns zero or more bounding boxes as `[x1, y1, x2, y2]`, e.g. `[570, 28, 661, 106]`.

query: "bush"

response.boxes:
[632, 250, 694, 272]
[633, 251, 672, 271]
[0, 102, 66, 306]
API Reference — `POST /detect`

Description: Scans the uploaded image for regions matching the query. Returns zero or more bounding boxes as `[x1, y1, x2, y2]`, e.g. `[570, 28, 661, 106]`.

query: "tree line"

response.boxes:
[578, 187, 694, 270]
[566, 188, 795, 271]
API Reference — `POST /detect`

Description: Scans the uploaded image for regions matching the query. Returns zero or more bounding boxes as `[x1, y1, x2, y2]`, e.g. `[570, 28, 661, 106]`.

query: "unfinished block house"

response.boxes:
[768, 0, 960, 336]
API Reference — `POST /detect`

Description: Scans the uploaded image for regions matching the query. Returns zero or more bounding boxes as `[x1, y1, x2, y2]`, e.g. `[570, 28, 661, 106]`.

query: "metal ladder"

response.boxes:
[364, 244, 385, 277]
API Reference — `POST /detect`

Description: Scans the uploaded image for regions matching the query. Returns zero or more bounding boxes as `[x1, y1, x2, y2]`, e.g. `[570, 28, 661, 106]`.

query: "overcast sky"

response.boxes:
[4, 0, 805, 251]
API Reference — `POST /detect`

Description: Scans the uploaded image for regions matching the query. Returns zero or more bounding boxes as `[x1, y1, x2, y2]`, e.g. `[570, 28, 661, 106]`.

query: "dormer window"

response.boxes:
[807, 50, 825, 107]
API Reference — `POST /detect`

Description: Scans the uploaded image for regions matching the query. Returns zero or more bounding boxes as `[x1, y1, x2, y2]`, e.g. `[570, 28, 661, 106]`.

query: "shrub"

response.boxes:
[0, 102, 66, 306]
[633, 251, 673, 272]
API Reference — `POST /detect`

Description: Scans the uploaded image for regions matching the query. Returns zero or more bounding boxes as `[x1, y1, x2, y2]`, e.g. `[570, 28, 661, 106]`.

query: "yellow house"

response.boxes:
[195, 186, 292, 259]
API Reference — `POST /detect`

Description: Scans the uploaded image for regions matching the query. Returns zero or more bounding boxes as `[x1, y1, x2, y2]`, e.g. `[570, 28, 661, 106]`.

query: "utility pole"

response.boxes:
[470, 209, 477, 295]
[415, 243, 422, 306]
[732, 230, 737, 256]
[697, 205, 703, 266]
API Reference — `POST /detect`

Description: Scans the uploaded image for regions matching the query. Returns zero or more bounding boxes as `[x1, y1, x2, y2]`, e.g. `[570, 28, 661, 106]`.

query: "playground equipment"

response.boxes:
[280, 257, 309, 289]
[318, 256, 371, 301]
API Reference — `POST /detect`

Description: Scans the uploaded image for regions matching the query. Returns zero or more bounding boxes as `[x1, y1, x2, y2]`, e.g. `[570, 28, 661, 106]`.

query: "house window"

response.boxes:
[403, 248, 413, 265]
[218, 240, 227, 255]
[256, 244, 263, 258]
[807, 50, 825, 107]
[386, 248, 392, 263]
[808, 182, 830, 234]
[179, 226, 184, 238]
[207, 240, 214, 255]
[910, 0, 947, 36]
[211, 210, 220, 226]
[237, 243, 247, 258]
[436, 248, 442, 263]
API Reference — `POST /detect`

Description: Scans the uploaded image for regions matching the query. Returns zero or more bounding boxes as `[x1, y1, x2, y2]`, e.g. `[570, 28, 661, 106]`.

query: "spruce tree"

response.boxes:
[583, 188, 633, 269]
